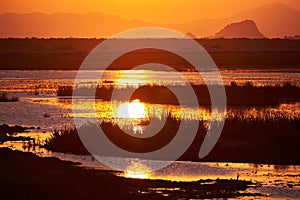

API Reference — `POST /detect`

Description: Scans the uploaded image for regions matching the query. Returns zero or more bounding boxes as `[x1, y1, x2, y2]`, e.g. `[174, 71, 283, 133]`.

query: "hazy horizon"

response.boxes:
[1, 1, 300, 38]
[1, 0, 300, 24]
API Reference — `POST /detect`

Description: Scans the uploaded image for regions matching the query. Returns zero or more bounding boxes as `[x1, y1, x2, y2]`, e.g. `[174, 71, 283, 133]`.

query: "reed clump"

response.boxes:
[0, 92, 19, 102]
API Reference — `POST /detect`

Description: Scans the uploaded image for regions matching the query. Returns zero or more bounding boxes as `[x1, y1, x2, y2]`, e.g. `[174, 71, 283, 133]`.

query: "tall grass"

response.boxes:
[43, 115, 300, 164]
[56, 83, 300, 106]
[43, 127, 89, 155]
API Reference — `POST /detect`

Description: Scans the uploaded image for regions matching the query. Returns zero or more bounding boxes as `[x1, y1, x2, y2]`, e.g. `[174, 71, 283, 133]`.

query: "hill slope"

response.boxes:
[173, 3, 300, 38]
[214, 20, 265, 39]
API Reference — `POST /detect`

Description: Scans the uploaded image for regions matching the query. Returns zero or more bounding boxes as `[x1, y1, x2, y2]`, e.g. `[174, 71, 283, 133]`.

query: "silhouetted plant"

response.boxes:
[283, 81, 293, 88]
[243, 81, 253, 88]
[0, 92, 19, 102]
[230, 81, 238, 87]
[43, 126, 89, 155]
[42, 116, 300, 164]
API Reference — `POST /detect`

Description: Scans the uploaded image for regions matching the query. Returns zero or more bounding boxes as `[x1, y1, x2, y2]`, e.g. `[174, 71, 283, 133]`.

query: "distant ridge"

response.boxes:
[171, 3, 300, 38]
[0, 12, 156, 38]
[185, 32, 197, 38]
[214, 20, 265, 39]
[0, 3, 299, 38]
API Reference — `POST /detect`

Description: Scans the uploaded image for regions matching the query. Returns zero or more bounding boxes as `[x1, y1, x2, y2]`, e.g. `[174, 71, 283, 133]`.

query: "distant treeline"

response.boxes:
[0, 38, 300, 70]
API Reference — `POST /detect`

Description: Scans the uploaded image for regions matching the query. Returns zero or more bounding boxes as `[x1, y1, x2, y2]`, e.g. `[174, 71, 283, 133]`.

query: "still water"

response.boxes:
[0, 69, 300, 199]
[0, 68, 300, 93]
[1, 69, 299, 131]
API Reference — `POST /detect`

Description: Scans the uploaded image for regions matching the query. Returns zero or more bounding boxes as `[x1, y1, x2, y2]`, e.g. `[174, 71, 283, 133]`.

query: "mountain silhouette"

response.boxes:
[214, 20, 265, 39]
[185, 32, 197, 38]
[0, 3, 299, 38]
[230, 3, 300, 38]
[171, 2, 300, 38]
[0, 12, 156, 38]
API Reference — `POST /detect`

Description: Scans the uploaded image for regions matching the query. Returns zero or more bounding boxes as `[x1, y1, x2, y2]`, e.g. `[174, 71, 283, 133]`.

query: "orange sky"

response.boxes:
[1, 0, 300, 23]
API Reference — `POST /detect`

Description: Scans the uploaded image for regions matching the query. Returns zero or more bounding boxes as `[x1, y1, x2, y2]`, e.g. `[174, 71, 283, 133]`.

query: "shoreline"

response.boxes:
[0, 148, 261, 199]
[2, 121, 300, 166]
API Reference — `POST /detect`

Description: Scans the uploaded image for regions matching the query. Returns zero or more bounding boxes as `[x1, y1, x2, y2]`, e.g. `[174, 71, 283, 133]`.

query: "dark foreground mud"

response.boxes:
[0, 148, 261, 200]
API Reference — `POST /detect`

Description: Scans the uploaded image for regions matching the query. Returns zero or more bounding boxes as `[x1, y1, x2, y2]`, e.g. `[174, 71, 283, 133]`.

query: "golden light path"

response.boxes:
[123, 162, 152, 179]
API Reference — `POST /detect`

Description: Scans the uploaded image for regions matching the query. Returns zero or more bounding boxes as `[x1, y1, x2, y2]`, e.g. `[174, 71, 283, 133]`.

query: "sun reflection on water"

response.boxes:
[27, 97, 300, 129]
[114, 99, 150, 134]
[116, 99, 147, 119]
[123, 162, 152, 179]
